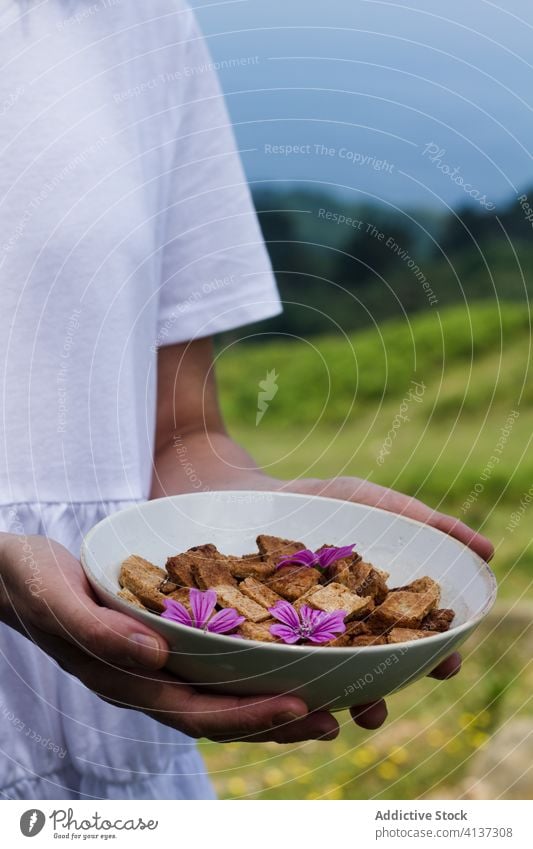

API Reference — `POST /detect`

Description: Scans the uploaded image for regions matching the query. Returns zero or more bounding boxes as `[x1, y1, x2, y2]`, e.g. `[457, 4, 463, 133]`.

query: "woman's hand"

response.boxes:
[282, 475, 494, 561]
[0, 534, 341, 743]
[150, 340, 495, 737]
[281, 474, 492, 729]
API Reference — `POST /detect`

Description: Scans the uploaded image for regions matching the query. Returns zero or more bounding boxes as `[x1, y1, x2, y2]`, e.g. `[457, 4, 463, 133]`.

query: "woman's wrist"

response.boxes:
[151, 428, 281, 497]
[0, 532, 17, 621]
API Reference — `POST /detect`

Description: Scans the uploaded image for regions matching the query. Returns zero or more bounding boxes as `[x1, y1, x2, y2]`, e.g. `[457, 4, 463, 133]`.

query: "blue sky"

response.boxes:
[190, 0, 533, 210]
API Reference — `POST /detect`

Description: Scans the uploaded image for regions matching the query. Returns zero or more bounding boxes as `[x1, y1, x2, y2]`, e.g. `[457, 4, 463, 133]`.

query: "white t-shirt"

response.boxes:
[0, 0, 281, 504]
[0, 0, 281, 799]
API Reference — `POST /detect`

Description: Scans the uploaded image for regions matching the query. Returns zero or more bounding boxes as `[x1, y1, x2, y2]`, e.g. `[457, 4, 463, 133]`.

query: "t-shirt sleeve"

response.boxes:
[156, 4, 282, 345]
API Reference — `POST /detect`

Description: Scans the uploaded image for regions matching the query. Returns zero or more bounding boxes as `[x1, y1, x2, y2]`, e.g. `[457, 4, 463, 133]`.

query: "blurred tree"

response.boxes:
[218, 187, 533, 345]
[334, 215, 418, 296]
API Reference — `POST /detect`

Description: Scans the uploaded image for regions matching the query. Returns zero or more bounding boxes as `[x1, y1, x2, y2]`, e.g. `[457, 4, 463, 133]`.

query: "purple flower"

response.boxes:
[268, 600, 347, 645]
[276, 544, 356, 570]
[161, 588, 245, 635]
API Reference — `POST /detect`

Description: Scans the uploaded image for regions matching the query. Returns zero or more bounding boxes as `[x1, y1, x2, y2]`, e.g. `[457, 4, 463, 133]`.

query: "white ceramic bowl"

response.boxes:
[80, 491, 497, 711]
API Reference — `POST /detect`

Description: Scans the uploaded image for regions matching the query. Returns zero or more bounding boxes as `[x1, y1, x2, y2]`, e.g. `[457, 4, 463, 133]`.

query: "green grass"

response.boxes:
[217, 302, 531, 427]
[204, 302, 533, 799]
[200, 607, 532, 799]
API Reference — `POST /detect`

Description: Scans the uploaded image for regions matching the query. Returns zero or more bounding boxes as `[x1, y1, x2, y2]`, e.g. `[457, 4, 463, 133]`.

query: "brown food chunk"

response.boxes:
[256, 534, 306, 565]
[345, 615, 389, 637]
[118, 587, 147, 611]
[370, 590, 437, 629]
[165, 555, 196, 589]
[329, 557, 372, 590]
[316, 545, 362, 586]
[317, 543, 362, 562]
[237, 619, 279, 643]
[387, 627, 437, 644]
[167, 544, 237, 590]
[159, 577, 178, 595]
[325, 620, 378, 646]
[118, 538, 453, 649]
[228, 553, 277, 581]
[307, 582, 374, 620]
[374, 566, 390, 582]
[390, 576, 440, 606]
[215, 584, 271, 623]
[239, 577, 282, 609]
[293, 586, 321, 611]
[119, 555, 169, 612]
[329, 558, 389, 603]
[421, 608, 455, 632]
[345, 620, 373, 637]
[189, 543, 223, 557]
[361, 566, 390, 604]
[192, 560, 237, 591]
[364, 620, 391, 635]
[351, 634, 388, 646]
[166, 587, 193, 609]
[323, 632, 353, 647]
[268, 565, 322, 601]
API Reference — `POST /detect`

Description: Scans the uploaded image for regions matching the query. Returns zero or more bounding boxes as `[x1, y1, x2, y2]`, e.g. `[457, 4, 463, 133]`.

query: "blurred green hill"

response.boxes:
[218, 301, 532, 594]
[219, 301, 530, 424]
[220, 188, 533, 340]
[211, 301, 533, 800]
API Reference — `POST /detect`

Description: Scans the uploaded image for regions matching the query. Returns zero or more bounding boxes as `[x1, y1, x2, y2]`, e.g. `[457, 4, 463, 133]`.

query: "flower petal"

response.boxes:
[307, 629, 340, 644]
[297, 605, 346, 641]
[207, 608, 246, 634]
[297, 605, 311, 631]
[315, 547, 339, 568]
[276, 549, 318, 569]
[317, 544, 356, 568]
[161, 598, 193, 626]
[320, 609, 347, 630]
[269, 623, 301, 644]
[268, 600, 301, 629]
[308, 609, 347, 643]
[189, 588, 217, 628]
[299, 605, 325, 627]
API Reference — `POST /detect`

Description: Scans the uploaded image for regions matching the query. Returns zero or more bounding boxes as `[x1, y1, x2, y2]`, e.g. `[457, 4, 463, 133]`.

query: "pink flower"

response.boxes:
[161, 588, 245, 634]
[268, 600, 347, 645]
[276, 544, 357, 570]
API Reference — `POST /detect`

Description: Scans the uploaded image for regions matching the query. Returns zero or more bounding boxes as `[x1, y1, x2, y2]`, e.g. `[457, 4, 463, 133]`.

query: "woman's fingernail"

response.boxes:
[130, 634, 162, 668]
[274, 710, 306, 726]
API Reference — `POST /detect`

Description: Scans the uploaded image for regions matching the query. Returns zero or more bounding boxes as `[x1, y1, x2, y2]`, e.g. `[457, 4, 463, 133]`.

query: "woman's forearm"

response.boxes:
[0, 532, 24, 626]
[0, 533, 11, 623]
[150, 428, 277, 499]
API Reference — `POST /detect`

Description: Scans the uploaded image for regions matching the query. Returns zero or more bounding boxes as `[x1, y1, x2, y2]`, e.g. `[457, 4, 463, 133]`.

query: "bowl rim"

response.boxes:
[80, 489, 498, 656]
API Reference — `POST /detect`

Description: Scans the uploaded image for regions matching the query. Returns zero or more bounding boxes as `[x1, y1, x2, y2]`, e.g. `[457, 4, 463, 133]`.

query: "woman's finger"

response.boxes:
[5, 540, 170, 671]
[210, 710, 340, 743]
[350, 699, 388, 729]
[32, 576, 169, 671]
[151, 688, 317, 741]
[427, 652, 462, 680]
[293, 478, 494, 561]
[35, 630, 330, 742]
[361, 484, 494, 562]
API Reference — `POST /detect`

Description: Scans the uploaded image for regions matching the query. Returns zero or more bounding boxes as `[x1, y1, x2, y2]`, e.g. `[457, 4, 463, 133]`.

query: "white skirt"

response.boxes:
[0, 501, 215, 800]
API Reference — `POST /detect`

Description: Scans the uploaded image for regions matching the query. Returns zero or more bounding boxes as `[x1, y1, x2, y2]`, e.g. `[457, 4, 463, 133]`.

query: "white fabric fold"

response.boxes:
[0, 500, 215, 799]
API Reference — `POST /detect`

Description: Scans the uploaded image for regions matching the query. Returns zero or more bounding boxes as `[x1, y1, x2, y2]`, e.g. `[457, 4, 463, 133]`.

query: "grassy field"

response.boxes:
[202, 302, 532, 799]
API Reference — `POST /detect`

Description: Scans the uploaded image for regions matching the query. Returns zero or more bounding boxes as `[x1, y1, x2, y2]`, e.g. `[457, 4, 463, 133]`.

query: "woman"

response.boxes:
[0, 0, 492, 799]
